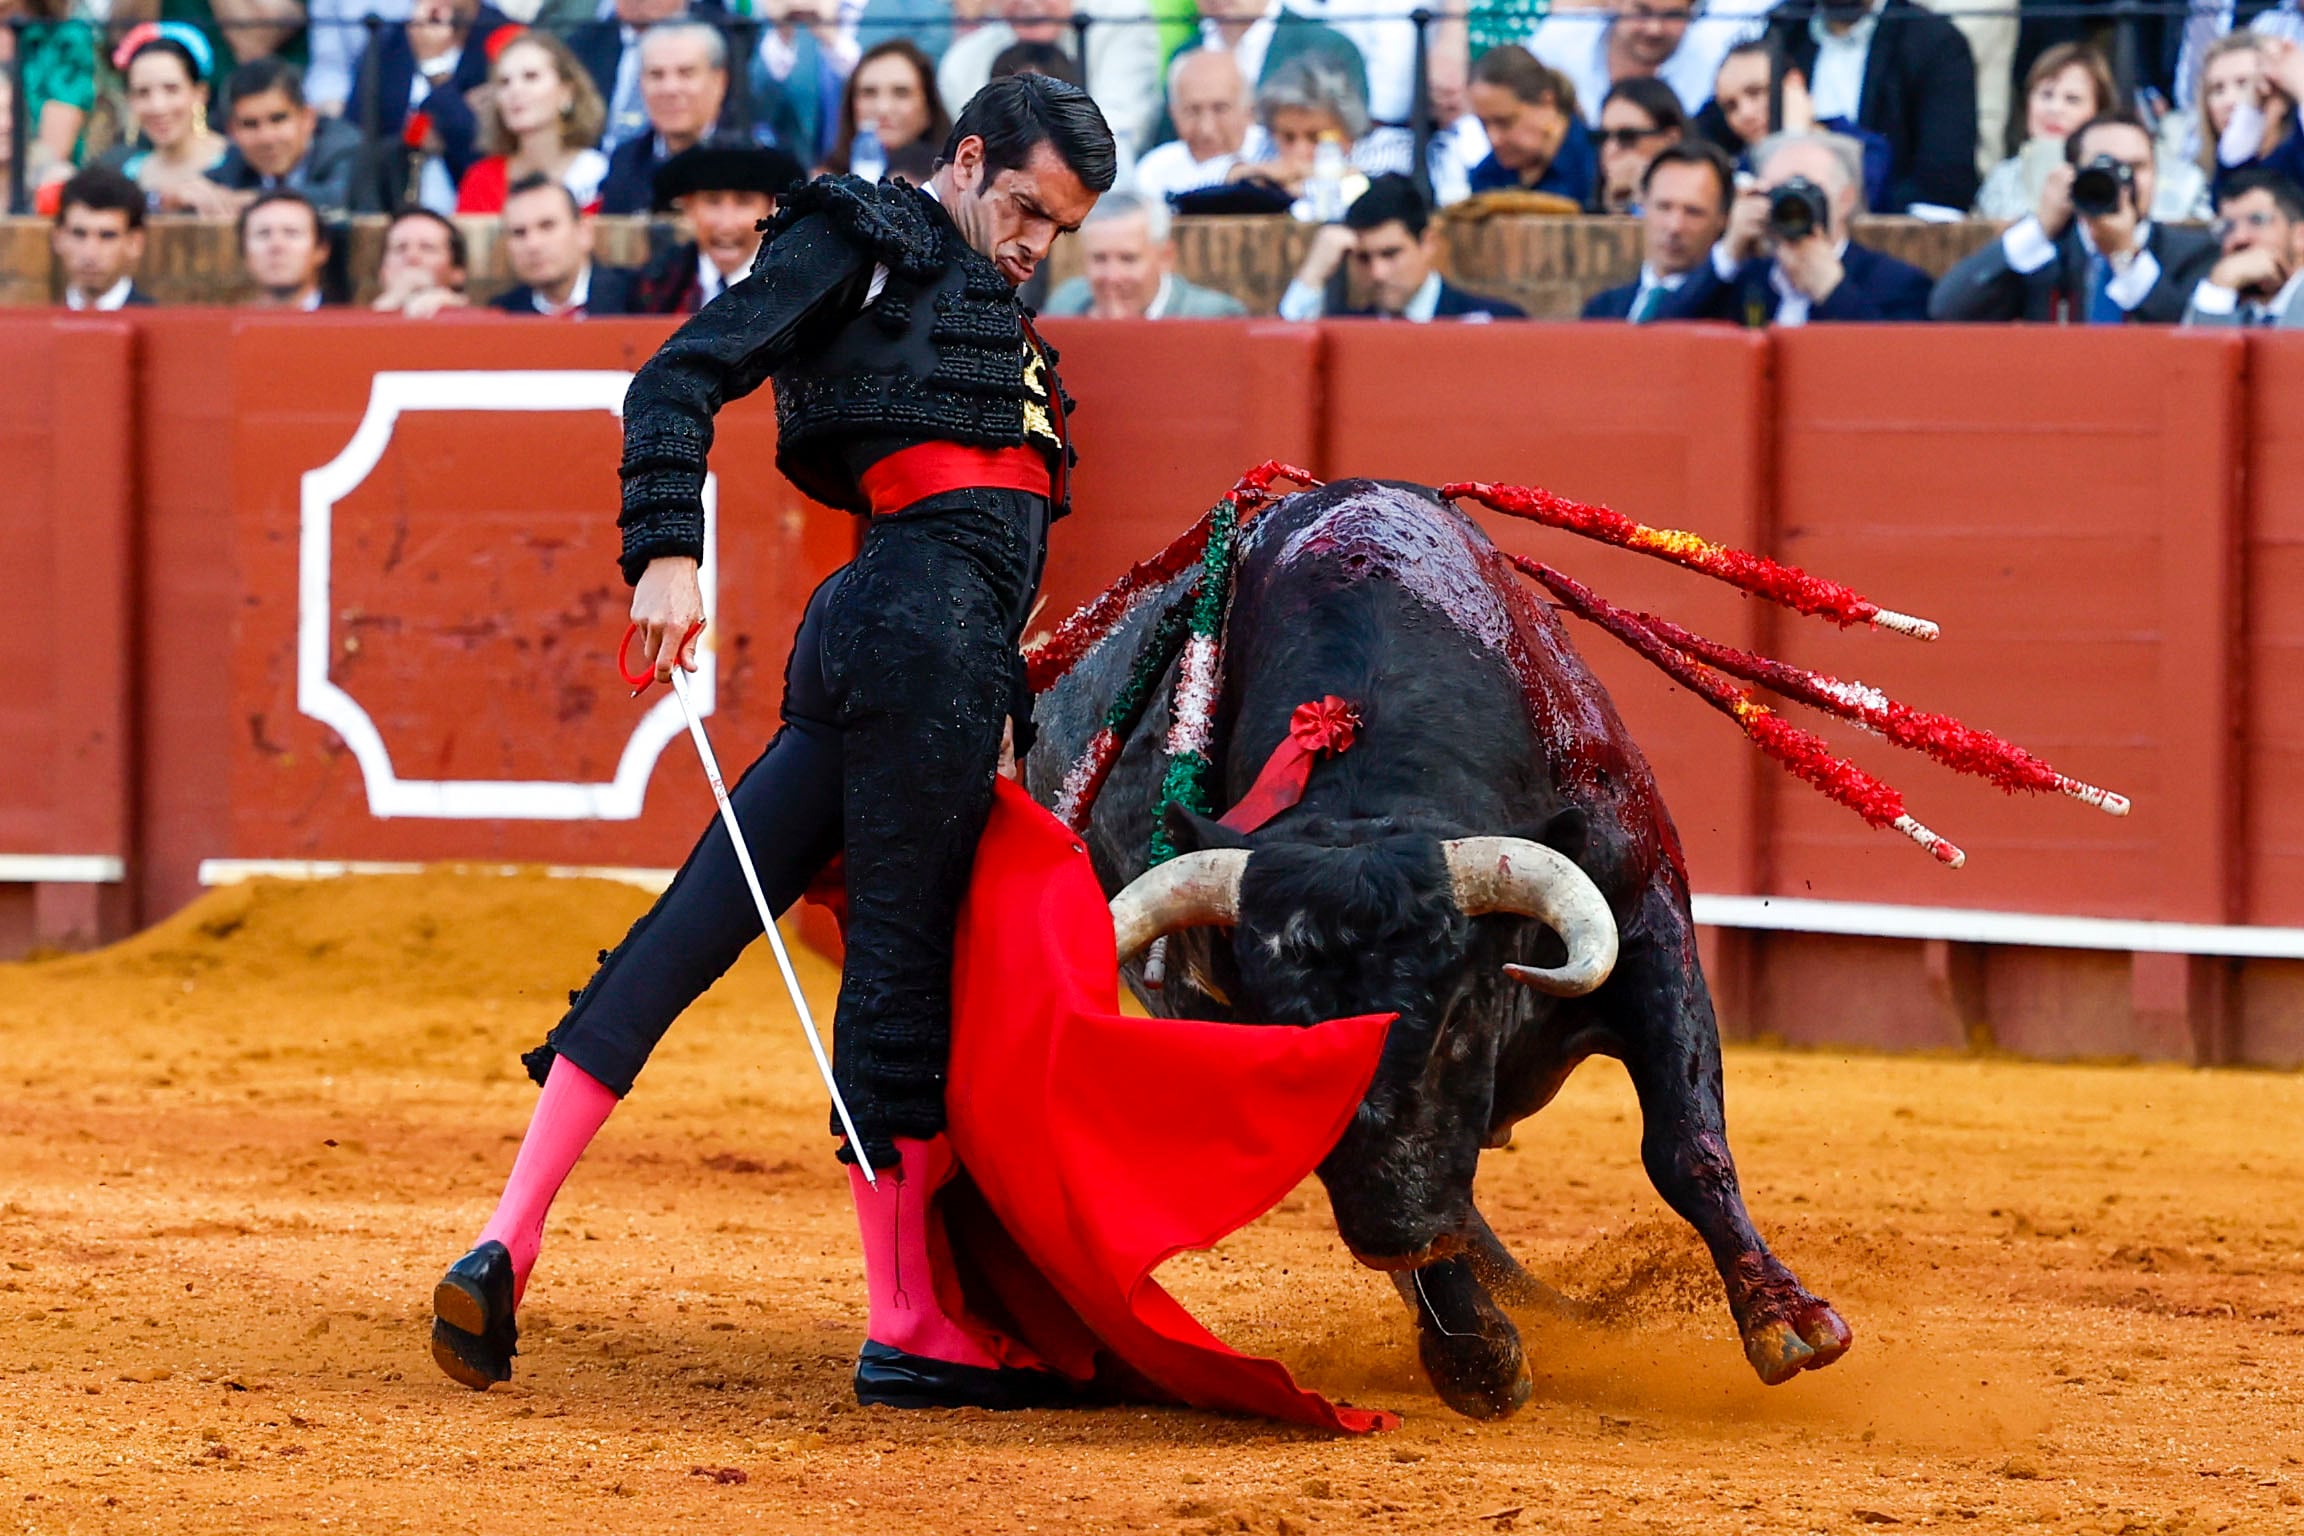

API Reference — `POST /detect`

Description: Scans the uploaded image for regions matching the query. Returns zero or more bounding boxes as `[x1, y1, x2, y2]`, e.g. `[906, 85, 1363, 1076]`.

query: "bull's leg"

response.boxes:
[1463, 1206, 1585, 1317]
[1389, 1258, 1531, 1420]
[1602, 886, 1852, 1385]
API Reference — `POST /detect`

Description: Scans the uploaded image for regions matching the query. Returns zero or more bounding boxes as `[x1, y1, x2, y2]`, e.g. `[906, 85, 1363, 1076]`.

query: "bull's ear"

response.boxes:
[1514, 805, 1588, 863]
[1166, 804, 1252, 855]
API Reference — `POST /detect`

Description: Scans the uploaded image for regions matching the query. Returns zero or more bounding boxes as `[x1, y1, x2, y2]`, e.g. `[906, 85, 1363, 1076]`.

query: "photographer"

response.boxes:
[1651, 129, 1932, 325]
[1929, 112, 2219, 324]
[2183, 171, 2304, 329]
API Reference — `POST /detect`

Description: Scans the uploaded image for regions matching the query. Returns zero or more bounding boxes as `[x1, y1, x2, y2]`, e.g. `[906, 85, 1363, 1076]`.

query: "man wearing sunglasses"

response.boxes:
[2183, 169, 2304, 329]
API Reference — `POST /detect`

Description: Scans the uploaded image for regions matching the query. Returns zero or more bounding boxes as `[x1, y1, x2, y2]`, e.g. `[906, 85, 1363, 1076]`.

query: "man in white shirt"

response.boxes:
[2184, 170, 2304, 328]
[52, 168, 153, 311]
[238, 191, 332, 312]
[1524, 0, 1766, 123]
[1278, 172, 1525, 319]
[1582, 138, 1733, 318]
[936, 0, 1164, 154]
[1042, 190, 1251, 315]
[1134, 48, 1271, 205]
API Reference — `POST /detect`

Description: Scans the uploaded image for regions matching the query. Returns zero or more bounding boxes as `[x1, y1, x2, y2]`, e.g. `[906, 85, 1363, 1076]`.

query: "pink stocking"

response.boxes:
[474, 1055, 620, 1306]
[849, 1136, 1024, 1369]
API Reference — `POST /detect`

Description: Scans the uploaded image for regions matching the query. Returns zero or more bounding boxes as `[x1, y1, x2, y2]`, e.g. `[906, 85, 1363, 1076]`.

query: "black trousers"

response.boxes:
[528, 490, 1049, 1168]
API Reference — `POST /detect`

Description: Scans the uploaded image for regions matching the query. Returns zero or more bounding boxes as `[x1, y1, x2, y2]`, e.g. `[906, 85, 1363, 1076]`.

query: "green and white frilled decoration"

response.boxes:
[1145, 495, 1241, 868]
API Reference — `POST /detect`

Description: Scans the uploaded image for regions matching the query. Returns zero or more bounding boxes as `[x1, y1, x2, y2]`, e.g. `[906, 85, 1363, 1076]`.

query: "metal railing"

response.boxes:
[4, 1, 2268, 216]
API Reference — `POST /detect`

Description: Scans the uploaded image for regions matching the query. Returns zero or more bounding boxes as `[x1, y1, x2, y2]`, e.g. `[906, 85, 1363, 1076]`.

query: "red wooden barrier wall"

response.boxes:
[0, 318, 135, 952]
[0, 312, 2296, 1066]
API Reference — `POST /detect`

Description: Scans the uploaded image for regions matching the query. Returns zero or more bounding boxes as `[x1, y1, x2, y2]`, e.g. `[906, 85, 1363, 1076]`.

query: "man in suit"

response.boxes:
[569, 0, 695, 155]
[631, 140, 805, 314]
[345, 0, 518, 195]
[53, 168, 156, 310]
[490, 175, 641, 317]
[1278, 173, 1527, 320]
[1931, 112, 2220, 325]
[1752, 0, 1977, 214]
[2184, 170, 2304, 328]
[1654, 129, 1934, 324]
[1585, 138, 1734, 320]
[1043, 191, 1250, 317]
[214, 58, 382, 216]
[598, 21, 731, 216]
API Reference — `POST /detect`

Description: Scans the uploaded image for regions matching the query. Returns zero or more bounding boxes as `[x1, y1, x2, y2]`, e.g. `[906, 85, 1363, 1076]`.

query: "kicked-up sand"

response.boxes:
[0, 871, 2298, 1534]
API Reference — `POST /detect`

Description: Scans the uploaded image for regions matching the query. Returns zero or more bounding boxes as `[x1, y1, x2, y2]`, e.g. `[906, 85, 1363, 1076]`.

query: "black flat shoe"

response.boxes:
[853, 1340, 1075, 1411]
[430, 1241, 517, 1390]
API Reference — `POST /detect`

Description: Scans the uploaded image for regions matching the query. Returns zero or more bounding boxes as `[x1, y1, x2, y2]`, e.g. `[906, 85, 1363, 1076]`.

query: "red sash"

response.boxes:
[858, 442, 1052, 515]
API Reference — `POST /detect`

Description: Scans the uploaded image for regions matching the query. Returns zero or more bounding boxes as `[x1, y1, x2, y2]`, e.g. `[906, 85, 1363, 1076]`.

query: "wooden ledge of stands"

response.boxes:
[0, 212, 2004, 317]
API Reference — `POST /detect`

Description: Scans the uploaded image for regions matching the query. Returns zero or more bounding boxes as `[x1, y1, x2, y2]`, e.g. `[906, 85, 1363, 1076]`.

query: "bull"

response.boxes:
[1024, 477, 1852, 1419]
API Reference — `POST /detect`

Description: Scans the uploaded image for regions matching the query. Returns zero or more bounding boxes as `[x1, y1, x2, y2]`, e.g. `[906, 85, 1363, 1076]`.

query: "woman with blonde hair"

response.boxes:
[456, 31, 610, 215]
[1975, 43, 2115, 219]
[2190, 31, 2304, 203]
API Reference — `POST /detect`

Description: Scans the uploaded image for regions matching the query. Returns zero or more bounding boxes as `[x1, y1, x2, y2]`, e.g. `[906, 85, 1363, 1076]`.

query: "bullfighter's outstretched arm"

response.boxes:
[615, 216, 874, 584]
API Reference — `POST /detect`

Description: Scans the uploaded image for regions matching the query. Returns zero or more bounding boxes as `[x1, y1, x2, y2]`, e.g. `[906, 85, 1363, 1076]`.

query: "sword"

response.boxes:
[621, 623, 877, 1186]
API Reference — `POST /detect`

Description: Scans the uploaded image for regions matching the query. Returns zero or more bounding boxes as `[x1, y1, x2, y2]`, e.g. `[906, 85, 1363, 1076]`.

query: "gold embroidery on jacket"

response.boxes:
[1021, 344, 1059, 447]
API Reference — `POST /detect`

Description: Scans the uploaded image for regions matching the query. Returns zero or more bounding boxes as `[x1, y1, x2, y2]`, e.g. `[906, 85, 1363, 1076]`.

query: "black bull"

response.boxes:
[1022, 480, 1852, 1419]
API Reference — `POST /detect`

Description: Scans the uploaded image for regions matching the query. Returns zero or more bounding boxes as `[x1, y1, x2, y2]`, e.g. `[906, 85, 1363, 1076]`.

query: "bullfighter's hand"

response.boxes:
[632, 556, 706, 683]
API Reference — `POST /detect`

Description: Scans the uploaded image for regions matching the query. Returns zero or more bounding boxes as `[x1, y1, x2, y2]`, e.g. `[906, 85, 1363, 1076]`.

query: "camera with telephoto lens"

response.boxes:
[2070, 155, 2134, 218]
[1766, 176, 1832, 241]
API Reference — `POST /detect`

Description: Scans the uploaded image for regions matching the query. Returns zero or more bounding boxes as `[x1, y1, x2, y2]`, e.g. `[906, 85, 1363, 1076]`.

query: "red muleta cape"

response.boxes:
[931, 779, 1398, 1433]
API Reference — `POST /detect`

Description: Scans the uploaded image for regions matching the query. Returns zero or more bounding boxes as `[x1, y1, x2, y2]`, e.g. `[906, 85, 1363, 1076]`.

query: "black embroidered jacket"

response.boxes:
[615, 175, 1075, 585]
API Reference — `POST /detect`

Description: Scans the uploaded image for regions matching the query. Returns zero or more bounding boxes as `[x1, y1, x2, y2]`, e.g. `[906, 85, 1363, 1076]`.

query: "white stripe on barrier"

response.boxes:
[196, 858, 673, 894]
[0, 855, 127, 884]
[1692, 895, 2304, 961]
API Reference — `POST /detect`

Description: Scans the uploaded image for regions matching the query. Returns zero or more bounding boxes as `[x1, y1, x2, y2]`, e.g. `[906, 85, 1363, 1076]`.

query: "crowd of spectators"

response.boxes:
[12, 0, 2304, 329]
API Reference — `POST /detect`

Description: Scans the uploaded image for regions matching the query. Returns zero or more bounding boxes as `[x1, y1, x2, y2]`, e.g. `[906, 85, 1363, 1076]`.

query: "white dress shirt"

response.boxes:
[1133, 127, 1275, 206]
[65, 276, 137, 311]
[1805, 1, 1881, 123]
[1277, 267, 1462, 321]
[1202, 0, 1282, 90]
[534, 261, 594, 316]
[2000, 213, 2162, 314]
[1524, 5, 1765, 126]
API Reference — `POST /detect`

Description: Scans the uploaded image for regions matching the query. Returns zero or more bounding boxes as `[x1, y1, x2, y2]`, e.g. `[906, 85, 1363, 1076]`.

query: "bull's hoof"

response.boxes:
[1401, 1257, 1531, 1420]
[1419, 1328, 1533, 1420]
[1743, 1298, 1852, 1385]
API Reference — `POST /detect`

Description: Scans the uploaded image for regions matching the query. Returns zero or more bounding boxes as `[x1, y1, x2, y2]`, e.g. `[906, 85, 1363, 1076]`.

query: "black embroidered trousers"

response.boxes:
[530, 491, 1049, 1169]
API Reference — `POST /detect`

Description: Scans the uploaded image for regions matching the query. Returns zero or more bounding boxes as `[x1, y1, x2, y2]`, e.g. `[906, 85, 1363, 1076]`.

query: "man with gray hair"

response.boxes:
[599, 20, 730, 214]
[1043, 191, 1251, 316]
[1653, 128, 1932, 324]
[1135, 48, 1270, 206]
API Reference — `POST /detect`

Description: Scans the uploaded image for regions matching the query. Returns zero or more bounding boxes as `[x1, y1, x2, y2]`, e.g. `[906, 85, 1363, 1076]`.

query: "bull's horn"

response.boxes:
[1442, 837, 1619, 997]
[1109, 850, 1250, 959]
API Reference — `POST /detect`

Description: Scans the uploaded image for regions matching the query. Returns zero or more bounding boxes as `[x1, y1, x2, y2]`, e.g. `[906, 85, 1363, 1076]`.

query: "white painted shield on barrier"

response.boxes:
[297, 369, 717, 820]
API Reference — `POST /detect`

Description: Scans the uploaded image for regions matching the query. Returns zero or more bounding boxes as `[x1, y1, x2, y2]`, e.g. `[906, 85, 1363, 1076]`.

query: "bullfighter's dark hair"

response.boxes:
[225, 54, 308, 111]
[56, 165, 145, 230]
[1642, 137, 1736, 212]
[940, 71, 1117, 194]
[1345, 173, 1431, 239]
[236, 188, 325, 253]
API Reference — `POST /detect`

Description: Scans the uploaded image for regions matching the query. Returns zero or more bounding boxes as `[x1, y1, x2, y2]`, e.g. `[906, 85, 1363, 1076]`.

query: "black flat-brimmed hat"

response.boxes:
[651, 140, 808, 211]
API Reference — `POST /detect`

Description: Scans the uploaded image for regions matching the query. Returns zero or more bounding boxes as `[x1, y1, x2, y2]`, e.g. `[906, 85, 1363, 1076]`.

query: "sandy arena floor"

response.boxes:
[1, 871, 2299, 1535]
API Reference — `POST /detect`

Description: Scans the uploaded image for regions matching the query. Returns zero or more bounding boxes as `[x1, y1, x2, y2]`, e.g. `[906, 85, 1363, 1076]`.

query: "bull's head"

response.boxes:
[1107, 813, 1618, 1269]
